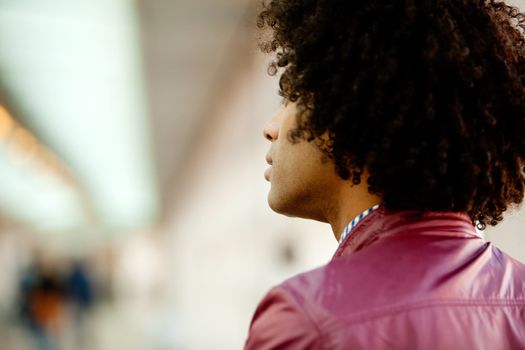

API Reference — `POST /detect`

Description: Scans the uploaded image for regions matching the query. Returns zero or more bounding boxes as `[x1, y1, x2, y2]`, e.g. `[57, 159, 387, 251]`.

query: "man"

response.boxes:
[245, 0, 525, 349]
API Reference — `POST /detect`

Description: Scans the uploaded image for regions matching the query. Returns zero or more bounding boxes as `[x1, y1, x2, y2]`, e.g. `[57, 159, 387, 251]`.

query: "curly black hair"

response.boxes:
[257, 0, 525, 229]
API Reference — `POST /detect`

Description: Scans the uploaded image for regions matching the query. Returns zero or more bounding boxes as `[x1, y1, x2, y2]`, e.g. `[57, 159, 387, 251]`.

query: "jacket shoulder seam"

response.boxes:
[279, 284, 329, 350]
[339, 298, 525, 326]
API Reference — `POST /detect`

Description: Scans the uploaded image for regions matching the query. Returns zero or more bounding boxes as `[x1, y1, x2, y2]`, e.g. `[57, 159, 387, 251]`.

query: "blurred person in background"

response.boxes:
[16, 255, 97, 350]
[17, 258, 65, 350]
[65, 259, 95, 349]
[246, 0, 525, 349]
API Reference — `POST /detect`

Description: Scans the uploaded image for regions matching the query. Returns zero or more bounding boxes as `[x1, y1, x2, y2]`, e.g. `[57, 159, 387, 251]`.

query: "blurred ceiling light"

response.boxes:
[0, 105, 15, 140]
[0, 1, 159, 232]
[8, 128, 38, 164]
[0, 104, 86, 232]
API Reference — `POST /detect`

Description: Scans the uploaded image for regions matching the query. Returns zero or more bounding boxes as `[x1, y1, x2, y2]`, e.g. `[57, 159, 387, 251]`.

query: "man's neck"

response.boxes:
[328, 181, 382, 241]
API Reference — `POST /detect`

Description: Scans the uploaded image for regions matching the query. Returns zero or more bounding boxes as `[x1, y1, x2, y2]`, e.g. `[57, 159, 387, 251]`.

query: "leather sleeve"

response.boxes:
[244, 286, 322, 350]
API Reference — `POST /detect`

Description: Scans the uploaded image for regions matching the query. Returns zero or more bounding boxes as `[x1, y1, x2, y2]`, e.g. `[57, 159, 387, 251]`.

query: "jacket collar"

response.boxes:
[333, 205, 482, 258]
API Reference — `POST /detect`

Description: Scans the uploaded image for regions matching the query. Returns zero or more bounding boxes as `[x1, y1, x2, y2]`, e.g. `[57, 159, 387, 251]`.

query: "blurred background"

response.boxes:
[0, 1, 523, 349]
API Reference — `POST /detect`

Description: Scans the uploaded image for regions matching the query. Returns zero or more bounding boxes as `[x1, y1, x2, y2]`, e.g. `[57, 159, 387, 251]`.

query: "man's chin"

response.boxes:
[267, 189, 328, 221]
[267, 191, 287, 214]
[267, 191, 299, 218]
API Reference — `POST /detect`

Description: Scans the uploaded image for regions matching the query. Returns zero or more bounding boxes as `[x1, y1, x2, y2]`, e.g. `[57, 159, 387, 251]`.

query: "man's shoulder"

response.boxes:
[280, 239, 525, 320]
[245, 242, 525, 349]
[244, 267, 326, 350]
[277, 253, 396, 320]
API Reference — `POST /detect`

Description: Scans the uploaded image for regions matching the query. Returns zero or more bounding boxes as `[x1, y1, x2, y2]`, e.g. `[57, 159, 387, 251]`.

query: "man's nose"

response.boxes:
[263, 109, 282, 142]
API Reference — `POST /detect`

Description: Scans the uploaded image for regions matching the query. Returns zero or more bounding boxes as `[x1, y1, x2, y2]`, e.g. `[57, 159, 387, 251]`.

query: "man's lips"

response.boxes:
[264, 167, 272, 181]
[265, 154, 273, 181]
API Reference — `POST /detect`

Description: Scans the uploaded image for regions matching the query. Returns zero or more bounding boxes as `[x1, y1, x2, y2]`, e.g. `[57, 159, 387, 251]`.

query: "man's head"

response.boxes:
[263, 101, 381, 228]
[258, 0, 525, 229]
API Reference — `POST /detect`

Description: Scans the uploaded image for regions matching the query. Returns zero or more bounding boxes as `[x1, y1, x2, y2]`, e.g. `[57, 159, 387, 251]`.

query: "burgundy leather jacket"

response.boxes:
[245, 207, 525, 349]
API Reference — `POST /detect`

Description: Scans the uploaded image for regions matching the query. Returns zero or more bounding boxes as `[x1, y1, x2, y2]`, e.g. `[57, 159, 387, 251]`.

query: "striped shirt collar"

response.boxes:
[339, 204, 381, 244]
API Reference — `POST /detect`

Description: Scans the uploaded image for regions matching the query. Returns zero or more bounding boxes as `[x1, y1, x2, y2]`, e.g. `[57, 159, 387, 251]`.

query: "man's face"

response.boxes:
[263, 102, 341, 221]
